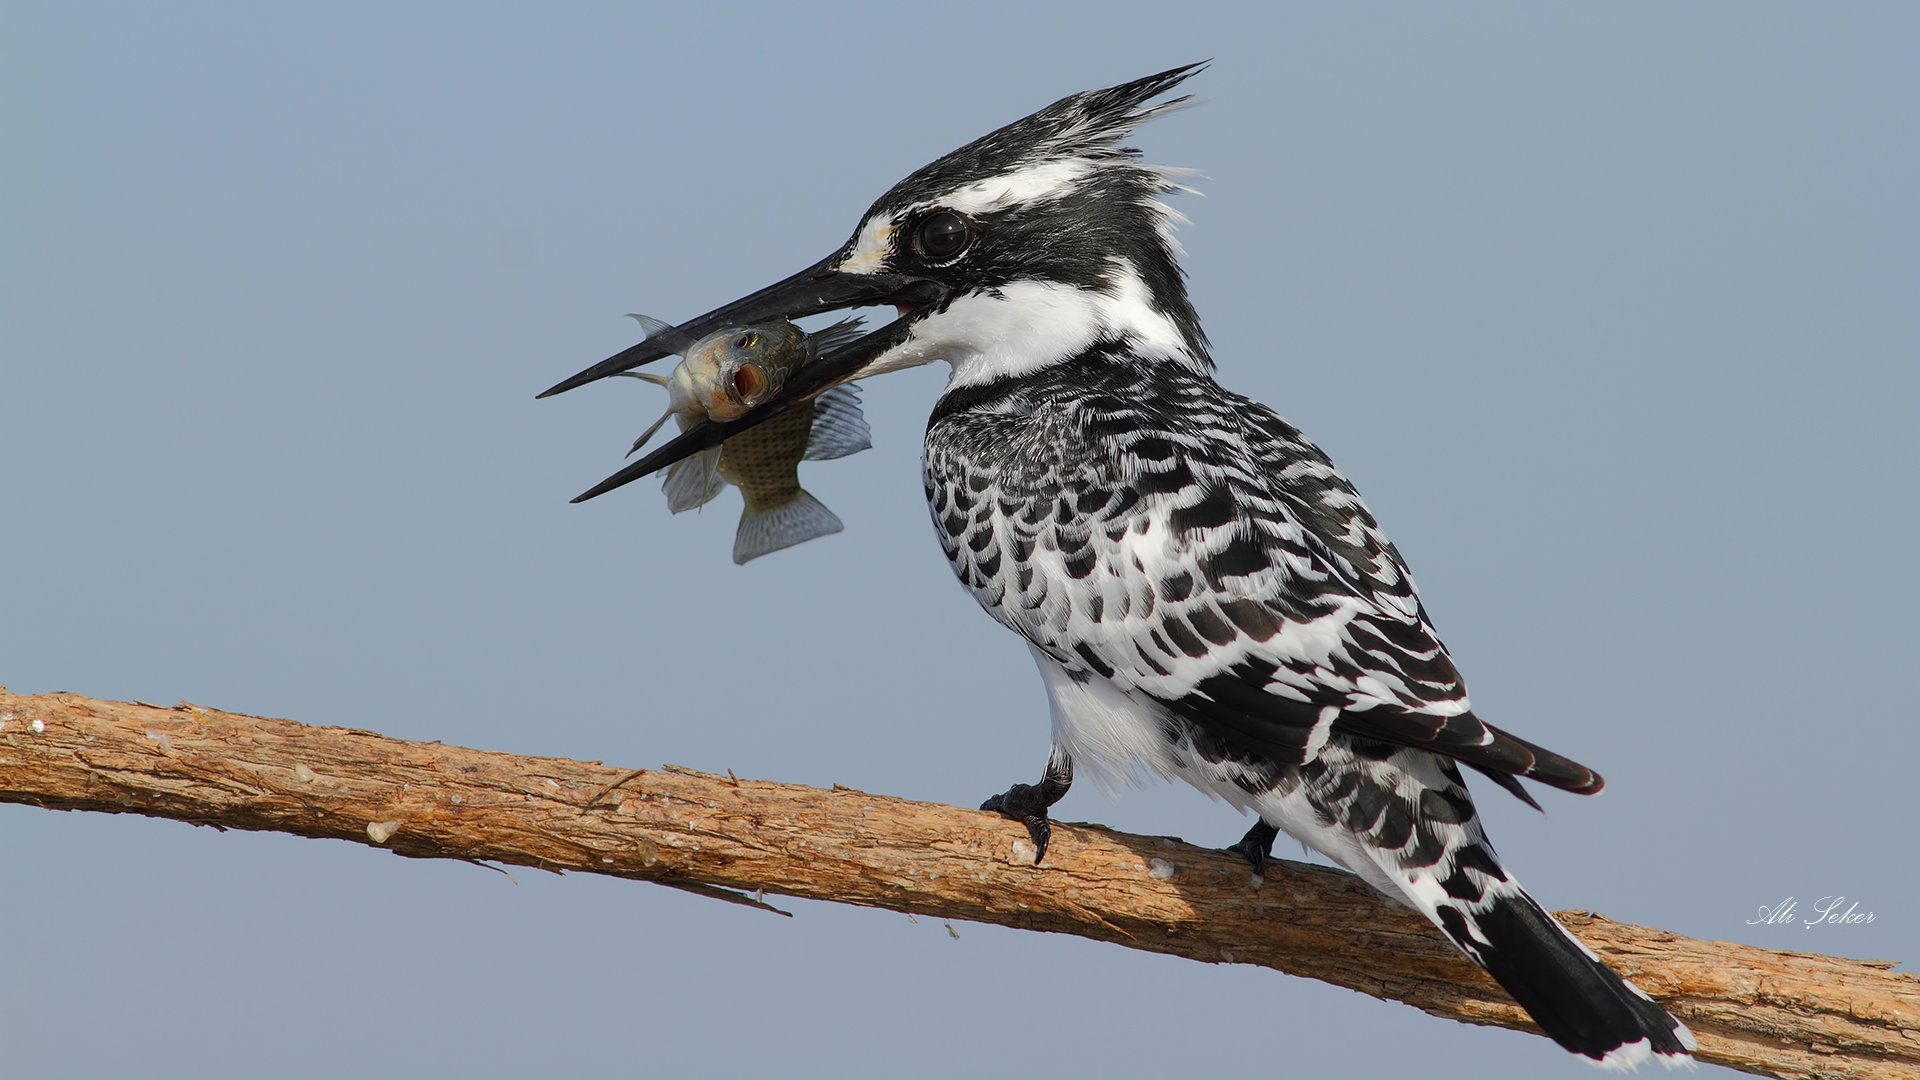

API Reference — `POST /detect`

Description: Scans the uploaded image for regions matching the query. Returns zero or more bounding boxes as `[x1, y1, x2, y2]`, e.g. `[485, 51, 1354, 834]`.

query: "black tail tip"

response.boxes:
[1446, 892, 1696, 1070]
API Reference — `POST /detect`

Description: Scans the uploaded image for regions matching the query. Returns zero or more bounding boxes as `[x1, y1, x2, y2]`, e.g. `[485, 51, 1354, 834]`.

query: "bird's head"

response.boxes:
[827, 62, 1210, 386]
[551, 63, 1208, 502]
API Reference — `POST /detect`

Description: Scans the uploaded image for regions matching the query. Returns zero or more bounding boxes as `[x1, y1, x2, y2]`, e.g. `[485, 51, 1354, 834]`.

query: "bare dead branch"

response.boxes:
[1, 690, 1912, 1079]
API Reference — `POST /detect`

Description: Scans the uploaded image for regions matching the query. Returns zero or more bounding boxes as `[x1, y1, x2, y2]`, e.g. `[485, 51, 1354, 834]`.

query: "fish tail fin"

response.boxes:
[732, 488, 843, 564]
[662, 446, 726, 513]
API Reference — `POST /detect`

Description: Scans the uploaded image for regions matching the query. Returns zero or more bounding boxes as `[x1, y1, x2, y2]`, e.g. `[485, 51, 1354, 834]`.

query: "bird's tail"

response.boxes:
[1282, 746, 1695, 1070]
[732, 488, 843, 564]
[1430, 876, 1696, 1070]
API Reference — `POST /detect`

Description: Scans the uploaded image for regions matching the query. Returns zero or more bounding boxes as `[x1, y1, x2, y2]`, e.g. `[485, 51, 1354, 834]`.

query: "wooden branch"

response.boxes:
[2, 690, 1913, 1080]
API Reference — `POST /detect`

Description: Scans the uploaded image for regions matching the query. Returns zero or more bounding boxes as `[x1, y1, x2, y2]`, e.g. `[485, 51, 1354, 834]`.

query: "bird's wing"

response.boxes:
[927, 365, 1599, 794]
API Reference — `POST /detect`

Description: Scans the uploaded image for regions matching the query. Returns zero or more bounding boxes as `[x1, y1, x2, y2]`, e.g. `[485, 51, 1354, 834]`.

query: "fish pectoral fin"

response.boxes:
[613, 371, 671, 387]
[662, 445, 726, 513]
[627, 408, 676, 457]
[625, 313, 699, 356]
[802, 384, 873, 461]
[732, 489, 843, 564]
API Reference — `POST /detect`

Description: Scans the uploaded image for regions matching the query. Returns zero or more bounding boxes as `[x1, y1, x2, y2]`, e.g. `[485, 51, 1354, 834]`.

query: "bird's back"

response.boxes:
[925, 346, 1602, 793]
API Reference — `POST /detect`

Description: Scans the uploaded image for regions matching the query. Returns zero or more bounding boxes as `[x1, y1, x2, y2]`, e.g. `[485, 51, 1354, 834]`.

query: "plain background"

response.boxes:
[4, 4, 1915, 1077]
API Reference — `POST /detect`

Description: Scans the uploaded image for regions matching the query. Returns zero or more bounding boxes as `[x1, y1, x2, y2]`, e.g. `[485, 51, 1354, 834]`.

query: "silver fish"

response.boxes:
[619, 316, 871, 564]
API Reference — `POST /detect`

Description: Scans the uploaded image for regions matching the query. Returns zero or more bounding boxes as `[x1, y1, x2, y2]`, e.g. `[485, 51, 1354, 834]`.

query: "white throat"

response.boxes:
[854, 257, 1196, 386]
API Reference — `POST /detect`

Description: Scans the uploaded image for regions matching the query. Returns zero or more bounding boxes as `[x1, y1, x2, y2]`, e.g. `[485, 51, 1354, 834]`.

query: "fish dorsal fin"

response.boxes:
[803, 317, 867, 362]
[803, 384, 872, 461]
[732, 488, 844, 564]
[625, 313, 700, 355]
[661, 445, 726, 513]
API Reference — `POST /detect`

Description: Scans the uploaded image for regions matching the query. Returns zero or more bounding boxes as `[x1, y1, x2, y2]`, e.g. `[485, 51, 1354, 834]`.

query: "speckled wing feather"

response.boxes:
[923, 347, 1600, 794]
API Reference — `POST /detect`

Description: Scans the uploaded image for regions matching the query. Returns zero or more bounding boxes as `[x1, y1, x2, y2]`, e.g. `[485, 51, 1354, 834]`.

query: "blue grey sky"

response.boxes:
[4, 4, 1915, 1077]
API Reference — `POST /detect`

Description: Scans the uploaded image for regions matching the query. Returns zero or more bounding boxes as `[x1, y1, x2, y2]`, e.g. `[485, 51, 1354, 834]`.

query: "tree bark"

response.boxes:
[1, 689, 1912, 1079]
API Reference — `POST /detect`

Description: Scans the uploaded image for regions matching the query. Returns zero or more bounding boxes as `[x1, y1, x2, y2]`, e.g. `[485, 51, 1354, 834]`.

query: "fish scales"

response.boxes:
[718, 400, 815, 513]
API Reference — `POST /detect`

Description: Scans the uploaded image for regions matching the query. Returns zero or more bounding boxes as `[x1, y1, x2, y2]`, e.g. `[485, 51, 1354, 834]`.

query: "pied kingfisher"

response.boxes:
[547, 64, 1697, 1070]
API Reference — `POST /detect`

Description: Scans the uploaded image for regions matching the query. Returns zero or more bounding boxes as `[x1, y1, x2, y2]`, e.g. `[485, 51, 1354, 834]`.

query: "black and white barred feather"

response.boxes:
[923, 347, 1695, 1069]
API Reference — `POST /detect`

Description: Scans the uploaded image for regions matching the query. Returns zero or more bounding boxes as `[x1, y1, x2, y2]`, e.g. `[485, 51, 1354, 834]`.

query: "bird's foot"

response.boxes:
[980, 757, 1072, 864]
[1227, 819, 1280, 876]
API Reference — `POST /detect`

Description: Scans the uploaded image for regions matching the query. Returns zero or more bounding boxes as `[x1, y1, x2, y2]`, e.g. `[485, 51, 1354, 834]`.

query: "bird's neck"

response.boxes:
[864, 256, 1207, 389]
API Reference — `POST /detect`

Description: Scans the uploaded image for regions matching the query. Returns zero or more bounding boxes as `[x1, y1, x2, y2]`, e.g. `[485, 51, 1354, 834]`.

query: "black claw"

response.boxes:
[981, 758, 1072, 864]
[1023, 814, 1053, 863]
[1228, 819, 1280, 875]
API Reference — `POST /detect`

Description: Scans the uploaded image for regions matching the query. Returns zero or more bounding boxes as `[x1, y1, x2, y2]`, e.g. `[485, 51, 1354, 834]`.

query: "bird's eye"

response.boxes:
[734, 331, 759, 350]
[916, 211, 972, 261]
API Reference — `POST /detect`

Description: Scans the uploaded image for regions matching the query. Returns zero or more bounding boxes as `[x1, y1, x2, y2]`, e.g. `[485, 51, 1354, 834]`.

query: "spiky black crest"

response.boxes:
[866, 63, 1206, 219]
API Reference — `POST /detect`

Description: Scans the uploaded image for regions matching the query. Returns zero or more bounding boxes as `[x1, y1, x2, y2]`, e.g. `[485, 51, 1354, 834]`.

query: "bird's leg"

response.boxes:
[1227, 819, 1281, 876]
[980, 755, 1072, 864]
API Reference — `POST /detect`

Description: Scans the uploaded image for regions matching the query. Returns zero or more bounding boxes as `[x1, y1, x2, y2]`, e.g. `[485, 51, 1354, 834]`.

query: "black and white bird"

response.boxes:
[546, 65, 1697, 1071]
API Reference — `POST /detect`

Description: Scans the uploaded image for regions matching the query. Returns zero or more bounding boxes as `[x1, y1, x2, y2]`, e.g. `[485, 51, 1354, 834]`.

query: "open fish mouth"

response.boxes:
[539, 256, 947, 504]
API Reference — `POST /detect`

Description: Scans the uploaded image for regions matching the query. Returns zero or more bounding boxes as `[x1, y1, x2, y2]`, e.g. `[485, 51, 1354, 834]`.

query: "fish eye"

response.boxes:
[733, 331, 760, 350]
[731, 362, 769, 402]
[915, 211, 973, 261]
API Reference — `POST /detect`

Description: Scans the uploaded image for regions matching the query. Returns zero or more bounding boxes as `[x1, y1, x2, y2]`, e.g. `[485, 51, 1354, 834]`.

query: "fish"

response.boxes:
[616, 316, 872, 564]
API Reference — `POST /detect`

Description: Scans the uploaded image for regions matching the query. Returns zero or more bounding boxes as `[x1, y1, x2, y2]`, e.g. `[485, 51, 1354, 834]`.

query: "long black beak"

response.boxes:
[569, 307, 927, 503]
[536, 254, 921, 399]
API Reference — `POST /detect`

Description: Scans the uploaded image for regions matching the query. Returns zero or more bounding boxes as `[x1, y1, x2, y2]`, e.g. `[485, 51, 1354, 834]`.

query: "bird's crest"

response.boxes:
[862, 62, 1208, 220]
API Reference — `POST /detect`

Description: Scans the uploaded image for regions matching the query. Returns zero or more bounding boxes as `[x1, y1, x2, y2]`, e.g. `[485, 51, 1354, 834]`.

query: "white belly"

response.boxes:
[1028, 644, 1411, 902]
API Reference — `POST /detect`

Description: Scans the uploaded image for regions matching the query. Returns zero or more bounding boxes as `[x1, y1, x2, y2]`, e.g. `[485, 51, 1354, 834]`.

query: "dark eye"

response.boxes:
[916, 211, 972, 260]
[733, 331, 759, 350]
